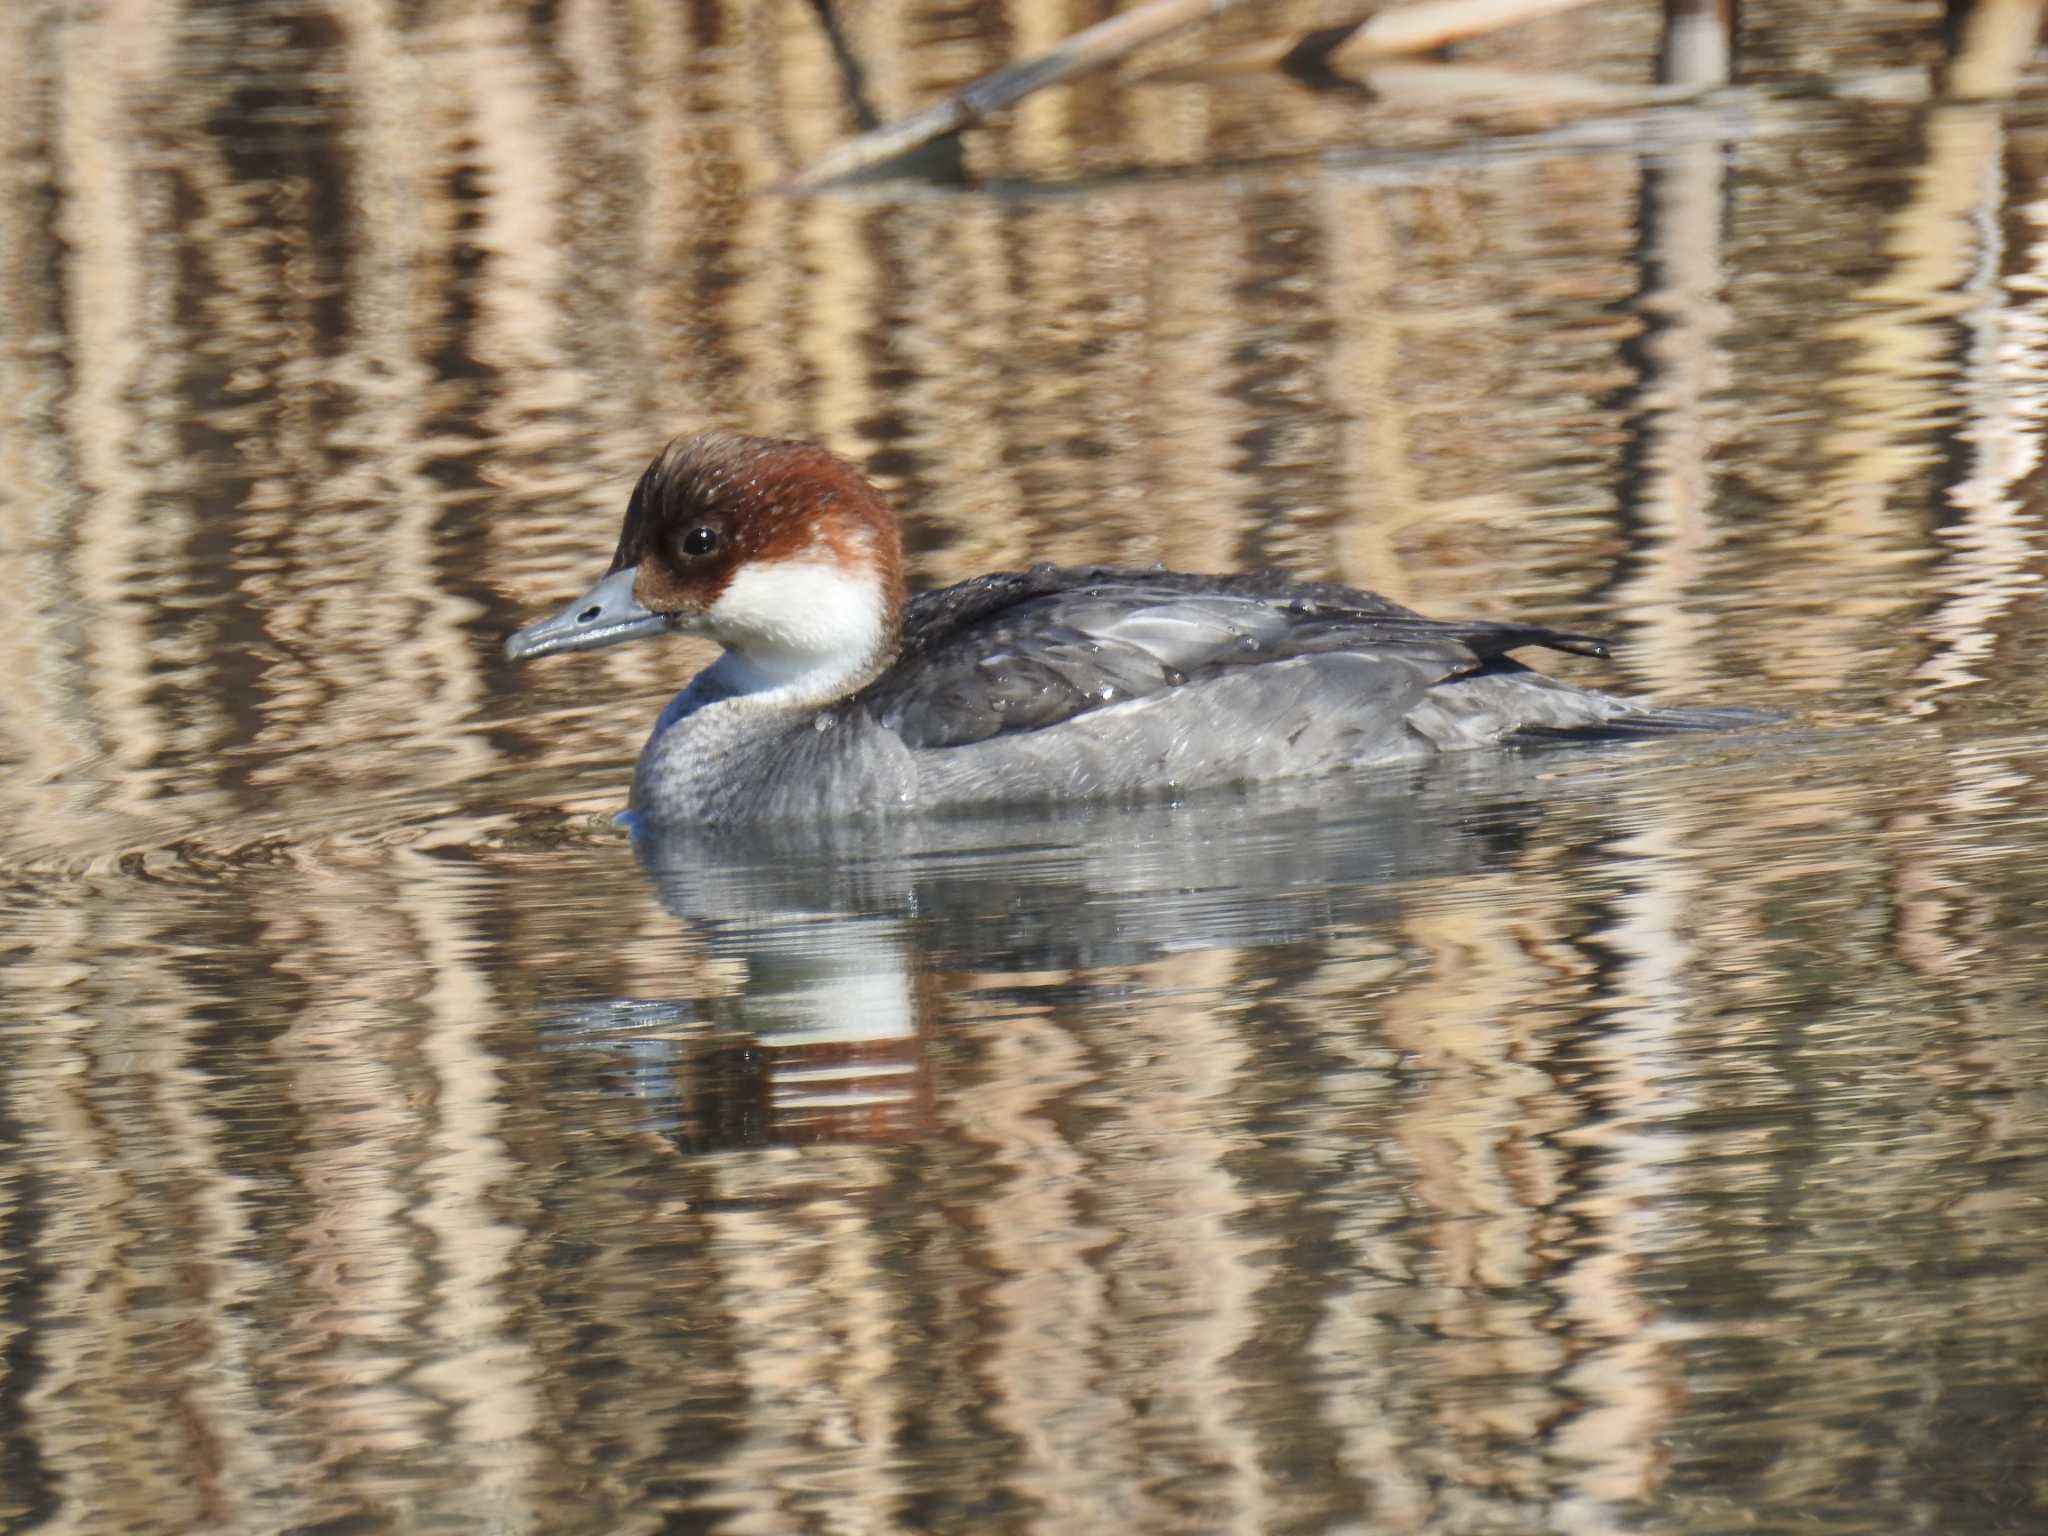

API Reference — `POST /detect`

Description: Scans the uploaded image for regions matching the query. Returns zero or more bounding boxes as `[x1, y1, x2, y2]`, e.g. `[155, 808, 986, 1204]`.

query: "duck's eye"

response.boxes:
[682, 527, 720, 558]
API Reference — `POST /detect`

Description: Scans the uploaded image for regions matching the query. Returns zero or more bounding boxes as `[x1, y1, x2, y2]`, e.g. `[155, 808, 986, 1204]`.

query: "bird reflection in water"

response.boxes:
[534, 756, 1573, 1157]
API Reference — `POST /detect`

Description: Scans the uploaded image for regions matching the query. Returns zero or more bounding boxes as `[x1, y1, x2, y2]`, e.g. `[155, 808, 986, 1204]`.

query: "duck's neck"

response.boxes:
[694, 558, 899, 714]
[699, 643, 887, 711]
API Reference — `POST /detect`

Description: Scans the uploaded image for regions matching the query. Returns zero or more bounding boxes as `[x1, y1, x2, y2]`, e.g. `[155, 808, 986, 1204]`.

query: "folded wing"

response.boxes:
[851, 566, 1614, 752]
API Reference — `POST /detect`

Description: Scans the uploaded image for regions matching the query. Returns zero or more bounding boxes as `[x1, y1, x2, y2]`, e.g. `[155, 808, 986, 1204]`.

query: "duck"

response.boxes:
[504, 432, 1758, 825]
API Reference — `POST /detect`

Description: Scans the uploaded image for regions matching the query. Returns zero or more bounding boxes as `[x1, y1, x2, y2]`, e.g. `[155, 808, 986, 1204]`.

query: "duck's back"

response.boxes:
[858, 566, 1604, 745]
[817, 565, 1730, 810]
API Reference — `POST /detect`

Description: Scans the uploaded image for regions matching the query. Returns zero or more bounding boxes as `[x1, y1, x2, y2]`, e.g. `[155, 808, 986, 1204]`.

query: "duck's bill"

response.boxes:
[504, 565, 673, 661]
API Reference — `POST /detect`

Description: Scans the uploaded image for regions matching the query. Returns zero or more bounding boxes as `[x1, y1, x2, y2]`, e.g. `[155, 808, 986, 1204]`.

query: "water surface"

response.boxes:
[2, 1, 2047, 1531]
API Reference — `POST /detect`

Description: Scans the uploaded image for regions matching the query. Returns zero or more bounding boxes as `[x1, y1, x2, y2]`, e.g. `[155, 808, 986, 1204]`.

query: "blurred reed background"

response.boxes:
[1, 1, 2047, 1532]
[5, 0, 2029, 841]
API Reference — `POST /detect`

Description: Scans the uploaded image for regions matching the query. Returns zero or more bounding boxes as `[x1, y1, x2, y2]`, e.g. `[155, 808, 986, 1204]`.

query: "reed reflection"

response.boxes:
[518, 755, 1696, 1531]
[4, 2, 2048, 1532]
[568, 764, 1542, 1157]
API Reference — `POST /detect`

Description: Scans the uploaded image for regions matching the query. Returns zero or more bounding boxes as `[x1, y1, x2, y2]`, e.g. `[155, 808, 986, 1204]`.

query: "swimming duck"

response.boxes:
[505, 432, 1755, 824]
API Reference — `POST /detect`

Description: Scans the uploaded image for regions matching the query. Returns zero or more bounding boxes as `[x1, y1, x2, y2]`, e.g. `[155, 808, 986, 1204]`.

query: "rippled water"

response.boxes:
[4, 1, 2048, 1531]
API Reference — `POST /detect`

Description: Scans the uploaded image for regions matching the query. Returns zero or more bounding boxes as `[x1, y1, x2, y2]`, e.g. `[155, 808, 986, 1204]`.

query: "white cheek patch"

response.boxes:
[706, 559, 888, 697]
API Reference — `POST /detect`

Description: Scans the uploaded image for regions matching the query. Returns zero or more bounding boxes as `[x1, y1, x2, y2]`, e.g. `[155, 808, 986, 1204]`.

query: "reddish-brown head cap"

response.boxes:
[506, 433, 907, 682]
[611, 433, 906, 634]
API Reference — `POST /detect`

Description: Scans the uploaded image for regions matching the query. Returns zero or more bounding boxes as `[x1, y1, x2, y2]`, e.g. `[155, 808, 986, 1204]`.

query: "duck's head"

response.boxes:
[505, 433, 907, 691]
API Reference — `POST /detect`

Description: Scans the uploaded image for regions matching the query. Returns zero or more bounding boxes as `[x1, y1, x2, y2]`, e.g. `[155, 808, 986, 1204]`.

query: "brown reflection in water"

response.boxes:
[1615, 131, 1730, 700]
[1813, 103, 2022, 695]
[0, 848, 545, 1531]
[1, 0, 2017, 857]
[2, 732, 2048, 1528]
[981, 952, 1297, 1532]
[1359, 880, 1668, 1523]
[1903, 112, 2048, 707]
[4, 1, 2048, 1532]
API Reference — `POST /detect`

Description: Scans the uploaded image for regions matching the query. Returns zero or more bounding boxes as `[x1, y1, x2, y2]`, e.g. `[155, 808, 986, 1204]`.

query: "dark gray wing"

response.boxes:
[845, 565, 1611, 752]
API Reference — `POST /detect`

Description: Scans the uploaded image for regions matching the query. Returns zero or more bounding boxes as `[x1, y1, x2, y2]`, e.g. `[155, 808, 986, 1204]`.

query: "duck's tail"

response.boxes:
[1507, 704, 1779, 745]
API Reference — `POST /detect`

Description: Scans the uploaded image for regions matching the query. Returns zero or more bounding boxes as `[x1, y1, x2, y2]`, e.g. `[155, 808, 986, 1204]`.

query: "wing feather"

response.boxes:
[846, 566, 1611, 752]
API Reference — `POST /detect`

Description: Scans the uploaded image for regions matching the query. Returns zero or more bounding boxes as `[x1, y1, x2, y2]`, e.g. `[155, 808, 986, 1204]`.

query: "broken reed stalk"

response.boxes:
[1660, 0, 1736, 86]
[1943, 0, 2048, 98]
[781, 0, 1245, 193]
[1144, 0, 1610, 82]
